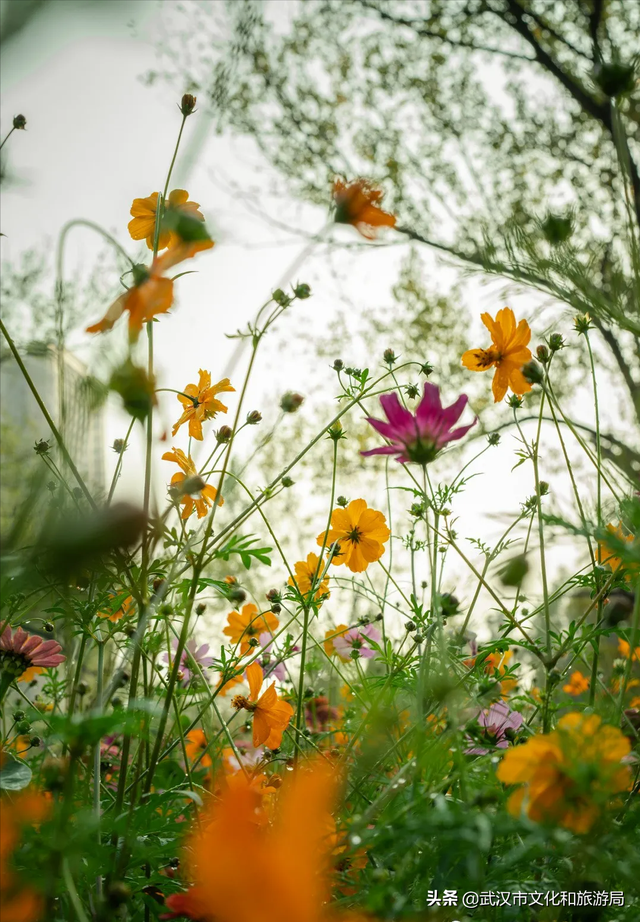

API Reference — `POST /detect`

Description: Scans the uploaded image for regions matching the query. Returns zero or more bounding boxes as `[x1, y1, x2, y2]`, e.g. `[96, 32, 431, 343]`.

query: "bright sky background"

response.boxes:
[1, 0, 617, 644]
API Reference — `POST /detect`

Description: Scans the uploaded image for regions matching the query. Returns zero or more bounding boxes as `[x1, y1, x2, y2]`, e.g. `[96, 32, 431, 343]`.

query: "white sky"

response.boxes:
[1, 0, 619, 647]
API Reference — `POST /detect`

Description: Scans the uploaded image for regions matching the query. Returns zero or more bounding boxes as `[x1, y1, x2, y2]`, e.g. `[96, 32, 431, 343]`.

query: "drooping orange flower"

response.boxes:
[86, 239, 213, 340]
[461, 307, 533, 402]
[162, 448, 221, 519]
[232, 662, 293, 749]
[562, 671, 590, 696]
[216, 672, 244, 696]
[97, 594, 134, 623]
[288, 553, 330, 603]
[324, 625, 349, 659]
[317, 499, 390, 573]
[497, 712, 631, 834]
[598, 521, 634, 574]
[222, 603, 279, 656]
[332, 178, 396, 239]
[128, 189, 205, 250]
[0, 789, 50, 922]
[618, 638, 640, 662]
[184, 729, 212, 769]
[191, 757, 365, 922]
[172, 370, 235, 440]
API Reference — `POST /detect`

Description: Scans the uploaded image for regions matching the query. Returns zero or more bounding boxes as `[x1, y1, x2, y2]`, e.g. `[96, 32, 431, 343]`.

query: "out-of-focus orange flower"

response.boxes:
[324, 625, 349, 659]
[172, 370, 235, 440]
[129, 189, 205, 250]
[97, 594, 134, 623]
[86, 239, 213, 340]
[288, 553, 330, 603]
[599, 522, 635, 574]
[497, 712, 631, 833]
[161, 886, 211, 920]
[223, 604, 279, 656]
[191, 757, 372, 922]
[232, 662, 293, 749]
[317, 499, 390, 573]
[184, 730, 212, 769]
[619, 638, 640, 661]
[333, 178, 396, 239]
[1, 789, 50, 922]
[162, 448, 221, 519]
[461, 308, 532, 402]
[563, 671, 590, 696]
[470, 649, 518, 699]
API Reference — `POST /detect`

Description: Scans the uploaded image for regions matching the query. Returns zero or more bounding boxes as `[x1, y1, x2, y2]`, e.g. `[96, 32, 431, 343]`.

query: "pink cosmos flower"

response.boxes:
[166, 638, 215, 684]
[333, 623, 381, 661]
[0, 625, 65, 679]
[362, 383, 476, 464]
[464, 700, 524, 755]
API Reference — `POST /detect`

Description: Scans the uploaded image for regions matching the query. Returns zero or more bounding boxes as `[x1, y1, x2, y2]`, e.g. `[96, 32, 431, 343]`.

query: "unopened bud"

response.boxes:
[43, 621, 54, 633]
[294, 282, 311, 299]
[180, 94, 197, 116]
[405, 621, 416, 632]
[216, 425, 233, 443]
[332, 359, 344, 372]
[336, 496, 348, 507]
[549, 333, 564, 352]
[487, 432, 500, 446]
[521, 361, 543, 385]
[196, 603, 206, 615]
[246, 410, 262, 425]
[228, 587, 247, 604]
[281, 475, 294, 487]
[272, 288, 291, 307]
[112, 439, 126, 453]
[13, 114, 27, 130]
[280, 392, 304, 413]
[536, 345, 549, 364]
[383, 348, 396, 365]
[34, 439, 50, 455]
[420, 362, 433, 377]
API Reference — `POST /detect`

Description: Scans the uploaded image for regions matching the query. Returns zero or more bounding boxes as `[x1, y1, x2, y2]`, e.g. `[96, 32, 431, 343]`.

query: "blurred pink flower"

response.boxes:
[333, 624, 381, 661]
[465, 700, 524, 755]
[166, 638, 214, 683]
[362, 383, 476, 465]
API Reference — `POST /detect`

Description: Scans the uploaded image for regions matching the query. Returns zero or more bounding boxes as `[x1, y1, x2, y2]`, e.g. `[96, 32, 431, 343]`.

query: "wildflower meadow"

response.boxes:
[1, 3, 640, 921]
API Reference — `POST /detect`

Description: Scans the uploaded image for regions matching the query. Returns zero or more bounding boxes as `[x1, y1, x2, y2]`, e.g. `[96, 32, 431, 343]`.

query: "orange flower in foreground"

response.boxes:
[598, 521, 634, 574]
[222, 603, 279, 656]
[191, 758, 370, 922]
[461, 307, 532, 402]
[162, 448, 221, 519]
[563, 670, 590, 696]
[232, 662, 293, 749]
[172, 370, 235, 440]
[497, 712, 631, 834]
[288, 553, 330, 603]
[0, 789, 50, 922]
[184, 729, 212, 769]
[317, 499, 390, 573]
[333, 178, 396, 239]
[128, 189, 205, 250]
[86, 239, 213, 340]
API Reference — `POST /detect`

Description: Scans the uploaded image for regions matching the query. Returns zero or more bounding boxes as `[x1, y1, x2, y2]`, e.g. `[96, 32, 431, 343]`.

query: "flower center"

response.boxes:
[231, 695, 255, 712]
[406, 438, 439, 465]
[347, 528, 361, 544]
[0, 651, 30, 677]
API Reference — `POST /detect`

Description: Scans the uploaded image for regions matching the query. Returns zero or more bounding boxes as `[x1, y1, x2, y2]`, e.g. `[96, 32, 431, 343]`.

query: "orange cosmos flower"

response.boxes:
[461, 307, 533, 402]
[86, 239, 213, 340]
[497, 712, 631, 834]
[562, 671, 590, 696]
[162, 886, 211, 921]
[324, 625, 349, 659]
[97, 594, 134, 623]
[129, 189, 205, 250]
[0, 789, 50, 922]
[333, 178, 396, 239]
[216, 672, 244, 696]
[618, 638, 640, 661]
[598, 521, 634, 574]
[222, 603, 279, 656]
[288, 553, 330, 603]
[190, 757, 369, 922]
[232, 662, 293, 749]
[172, 370, 235, 440]
[184, 729, 212, 769]
[317, 499, 390, 573]
[162, 448, 221, 519]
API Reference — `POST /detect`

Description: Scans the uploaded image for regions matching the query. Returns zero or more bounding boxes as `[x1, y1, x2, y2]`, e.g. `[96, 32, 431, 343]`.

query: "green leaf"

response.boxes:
[0, 754, 32, 791]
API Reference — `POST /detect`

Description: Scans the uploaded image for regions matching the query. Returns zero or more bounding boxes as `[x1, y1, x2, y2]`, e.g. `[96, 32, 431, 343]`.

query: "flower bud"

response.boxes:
[13, 114, 27, 130]
[487, 432, 500, 446]
[420, 362, 433, 376]
[410, 503, 424, 517]
[593, 61, 636, 98]
[196, 603, 206, 615]
[327, 422, 344, 442]
[282, 475, 294, 487]
[153, 577, 165, 593]
[332, 359, 344, 372]
[541, 213, 573, 245]
[44, 621, 55, 633]
[180, 93, 197, 116]
[574, 313, 593, 334]
[77, 682, 89, 696]
[112, 439, 126, 453]
[383, 348, 396, 365]
[549, 333, 564, 352]
[229, 587, 247, 604]
[499, 554, 529, 587]
[280, 392, 304, 413]
[216, 425, 233, 443]
[270, 602, 282, 614]
[266, 589, 281, 603]
[536, 344, 549, 364]
[29, 736, 41, 747]
[521, 360, 544, 385]
[12, 711, 25, 722]
[17, 720, 31, 734]
[405, 620, 416, 632]
[413, 633, 424, 643]
[336, 496, 348, 507]
[507, 394, 524, 409]
[538, 481, 550, 495]
[34, 439, 50, 455]
[246, 410, 262, 425]
[405, 384, 419, 399]
[272, 288, 291, 307]
[294, 283, 311, 299]
[248, 637, 259, 647]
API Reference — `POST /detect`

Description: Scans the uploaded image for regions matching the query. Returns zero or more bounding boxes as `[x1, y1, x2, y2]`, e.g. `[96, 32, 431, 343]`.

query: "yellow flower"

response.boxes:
[598, 521, 634, 574]
[317, 499, 390, 573]
[461, 307, 532, 402]
[562, 671, 590, 696]
[172, 370, 235, 440]
[162, 447, 221, 519]
[288, 553, 330, 603]
[497, 712, 631, 833]
[128, 189, 205, 250]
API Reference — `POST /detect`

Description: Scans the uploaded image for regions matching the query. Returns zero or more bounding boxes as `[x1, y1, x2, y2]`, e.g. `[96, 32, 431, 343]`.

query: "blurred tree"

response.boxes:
[158, 0, 640, 424]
